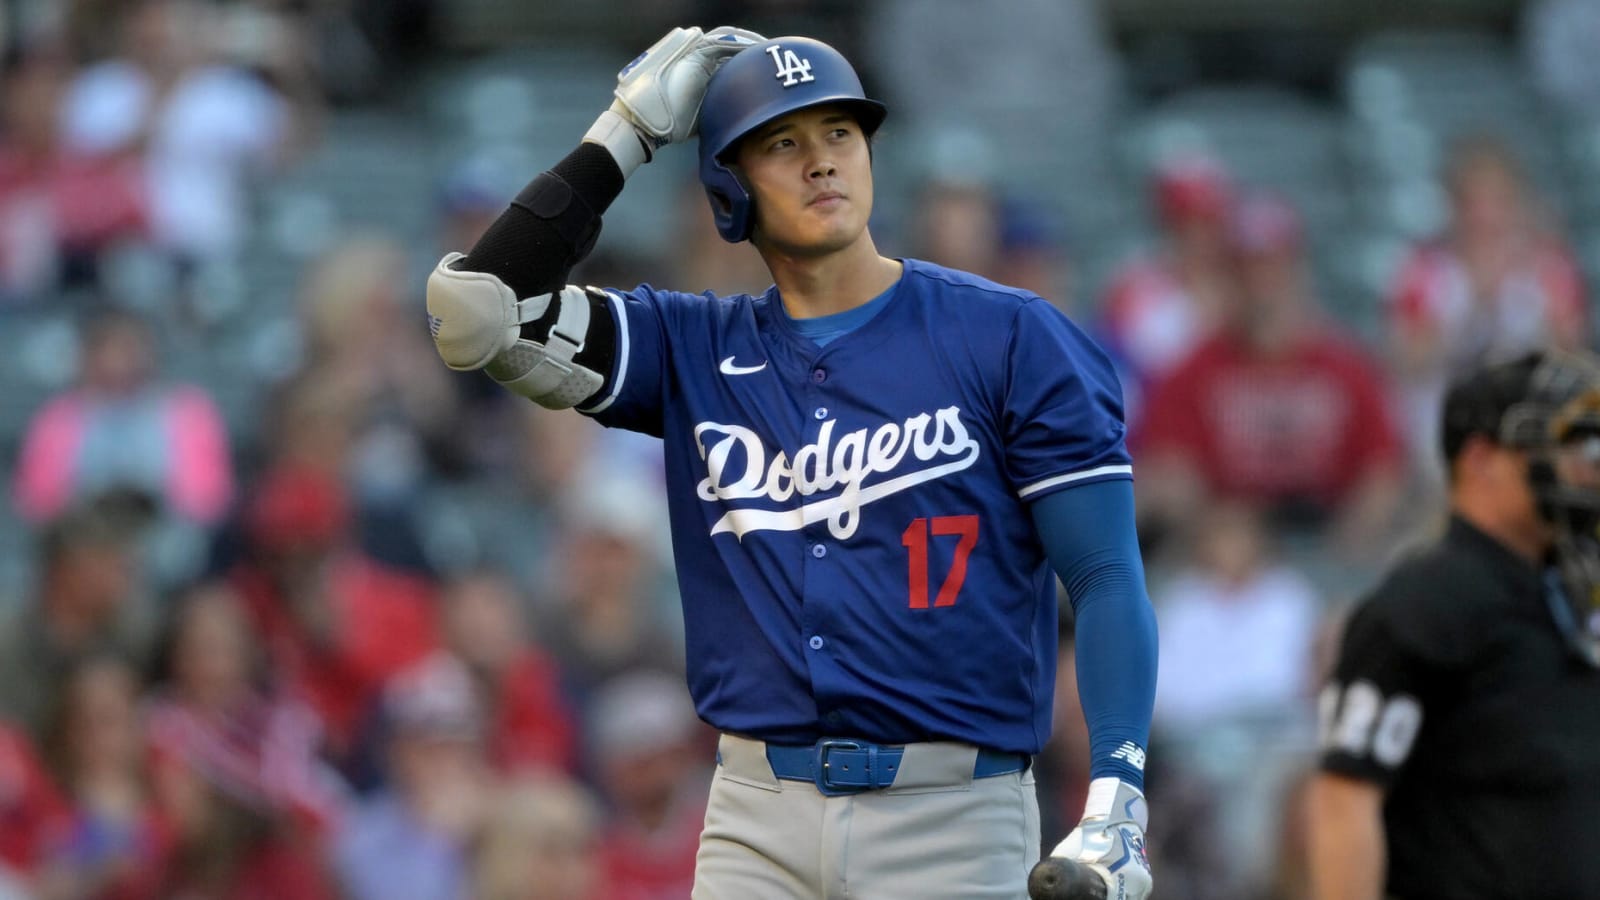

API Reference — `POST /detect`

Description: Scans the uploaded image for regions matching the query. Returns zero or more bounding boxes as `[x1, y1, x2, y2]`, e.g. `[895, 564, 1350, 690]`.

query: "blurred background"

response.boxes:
[0, 0, 1594, 897]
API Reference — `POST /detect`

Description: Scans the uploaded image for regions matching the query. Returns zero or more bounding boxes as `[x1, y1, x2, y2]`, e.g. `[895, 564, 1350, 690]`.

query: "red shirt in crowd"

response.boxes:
[1137, 330, 1402, 510]
[1100, 258, 1214, 385]
[1389, 240, 1587, 371]
[0, 723, 71, 875]
[130, 819, 336, 900]
[597, 800, 707, 900]
[486, 650, 578, 776]
[234, 553, 440, 751]
[0, 149, 145, 292]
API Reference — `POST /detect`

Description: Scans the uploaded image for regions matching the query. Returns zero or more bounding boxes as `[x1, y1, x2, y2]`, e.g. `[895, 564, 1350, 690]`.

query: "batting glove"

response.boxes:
[1048, 778, 1153, 900]
[584, 26, 765, 176]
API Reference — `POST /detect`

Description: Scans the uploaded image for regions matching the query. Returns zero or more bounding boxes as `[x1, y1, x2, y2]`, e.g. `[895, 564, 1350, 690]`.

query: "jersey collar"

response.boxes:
[758, 259, 911, 356]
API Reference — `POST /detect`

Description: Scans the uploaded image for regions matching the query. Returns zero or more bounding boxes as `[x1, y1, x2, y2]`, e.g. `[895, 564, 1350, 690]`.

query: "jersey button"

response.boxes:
[811, 368, 827, 384]
[810, 544, 827, 559]
[808, 635, 825, 650]
[814, 407, 828, 420]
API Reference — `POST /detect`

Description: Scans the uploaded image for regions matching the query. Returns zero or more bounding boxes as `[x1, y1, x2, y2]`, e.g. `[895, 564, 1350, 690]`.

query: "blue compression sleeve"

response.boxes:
[1030, 479, 1157, 789]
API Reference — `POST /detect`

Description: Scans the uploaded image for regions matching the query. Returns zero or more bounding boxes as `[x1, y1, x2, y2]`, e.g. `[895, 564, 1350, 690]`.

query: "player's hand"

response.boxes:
[1043, 779, 1152, 900]
[610, 25, 765, 152]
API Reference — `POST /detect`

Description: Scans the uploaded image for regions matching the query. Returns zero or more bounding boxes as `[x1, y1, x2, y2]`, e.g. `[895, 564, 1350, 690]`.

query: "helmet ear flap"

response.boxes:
[702, 159, 755, 243]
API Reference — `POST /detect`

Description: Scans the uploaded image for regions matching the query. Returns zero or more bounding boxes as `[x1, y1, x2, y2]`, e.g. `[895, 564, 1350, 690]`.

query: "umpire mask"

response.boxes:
[1500, 349, 1600, 667]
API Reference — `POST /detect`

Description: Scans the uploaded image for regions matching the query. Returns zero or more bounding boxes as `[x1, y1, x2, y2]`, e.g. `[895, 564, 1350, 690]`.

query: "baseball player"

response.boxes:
[426, 28, 1158, 899]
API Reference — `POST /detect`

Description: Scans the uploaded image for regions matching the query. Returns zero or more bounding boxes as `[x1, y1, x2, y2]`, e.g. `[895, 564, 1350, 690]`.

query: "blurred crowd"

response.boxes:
[0, 1, 1596, 899]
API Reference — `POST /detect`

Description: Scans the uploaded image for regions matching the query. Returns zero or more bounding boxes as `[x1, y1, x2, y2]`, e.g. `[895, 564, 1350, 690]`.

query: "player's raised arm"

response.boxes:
[424, 26, 762, 409]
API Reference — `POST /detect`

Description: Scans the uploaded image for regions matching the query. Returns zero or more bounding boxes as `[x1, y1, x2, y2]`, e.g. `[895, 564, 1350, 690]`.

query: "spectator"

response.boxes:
[249, 364, 361, 487]
[1153, 503, 1320, 730]
[58, 0, 303, 264]
[907, 177, 1005, 281]
[458, 402, 662, 597]
[0, 720, 72, 891]
[537, 471, 681, 709]
[334, 654, 489, 900]
[439, 568, 576, 776]
[296, 235, 464, 507]
[512, 405, 608, 510]
[38, 656, 162, 900]
[1136, 192, 1405, 555]
[227, 459, 440, 758]
[12, 309, 233, 529]
[0, 43, 146, 301]
[1150, 503, 1321, 895]
[152, 582, 262, 722]
[1098, 155, 1239, 409]
[588, 672, 713, 900]
[472, 776, 605, 900]
[900, 133, 1073, 303]
[142, 700, 338, 900]
[0, 497, 151, 740]
[995, 196, 1073, 307]
[144, 580, 346, 816]
[1386, 134, 1588, 482]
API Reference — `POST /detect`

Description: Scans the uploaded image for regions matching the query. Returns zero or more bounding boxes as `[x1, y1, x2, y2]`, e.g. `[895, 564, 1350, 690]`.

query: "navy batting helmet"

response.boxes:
[697, 37, 886, 243]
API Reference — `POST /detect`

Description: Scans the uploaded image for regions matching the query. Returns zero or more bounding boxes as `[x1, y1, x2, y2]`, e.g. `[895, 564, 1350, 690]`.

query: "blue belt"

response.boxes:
[763, 738, 1029, 797]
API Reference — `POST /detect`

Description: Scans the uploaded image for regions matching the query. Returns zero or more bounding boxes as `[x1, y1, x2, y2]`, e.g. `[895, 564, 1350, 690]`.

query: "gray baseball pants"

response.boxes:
[693, 733, 1041, 899]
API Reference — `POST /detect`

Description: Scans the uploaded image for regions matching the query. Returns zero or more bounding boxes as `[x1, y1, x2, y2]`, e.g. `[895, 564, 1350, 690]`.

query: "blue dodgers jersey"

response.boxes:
[580, 258, 1130, 755]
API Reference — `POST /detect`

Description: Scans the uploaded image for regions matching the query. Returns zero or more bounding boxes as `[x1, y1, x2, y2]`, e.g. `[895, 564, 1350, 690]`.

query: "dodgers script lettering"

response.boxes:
[694, 407, 981, 540]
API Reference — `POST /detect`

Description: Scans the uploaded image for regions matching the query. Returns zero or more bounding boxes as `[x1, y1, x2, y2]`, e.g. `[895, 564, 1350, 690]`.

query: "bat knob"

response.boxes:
[1027, 857, 1108, 900]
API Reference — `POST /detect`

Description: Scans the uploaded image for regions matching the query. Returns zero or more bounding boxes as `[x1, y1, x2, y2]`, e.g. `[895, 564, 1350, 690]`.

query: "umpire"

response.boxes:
[1306, 350, 1600, 900]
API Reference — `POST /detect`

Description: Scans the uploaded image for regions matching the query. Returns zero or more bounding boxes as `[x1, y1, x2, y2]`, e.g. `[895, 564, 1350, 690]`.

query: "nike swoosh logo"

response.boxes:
[719, 356, 768, 376]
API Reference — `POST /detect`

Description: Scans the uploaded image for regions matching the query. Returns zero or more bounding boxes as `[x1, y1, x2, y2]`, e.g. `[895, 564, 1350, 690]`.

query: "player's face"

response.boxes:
[734, 105, 874, 257]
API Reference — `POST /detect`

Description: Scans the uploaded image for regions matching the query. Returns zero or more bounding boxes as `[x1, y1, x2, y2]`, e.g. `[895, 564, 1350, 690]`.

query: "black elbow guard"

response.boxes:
[456, 143, 625, 301]
[512, 172, 603, 267]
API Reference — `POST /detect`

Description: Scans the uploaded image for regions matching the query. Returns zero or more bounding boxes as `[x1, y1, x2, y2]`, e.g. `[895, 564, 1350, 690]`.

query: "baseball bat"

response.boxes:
[1027, 857, 1107, 900]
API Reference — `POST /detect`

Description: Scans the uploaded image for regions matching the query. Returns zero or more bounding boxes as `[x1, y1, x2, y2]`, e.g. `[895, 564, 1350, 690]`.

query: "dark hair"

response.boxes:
[1439, 353, 1544, 467]
[37, 488, 155, 566]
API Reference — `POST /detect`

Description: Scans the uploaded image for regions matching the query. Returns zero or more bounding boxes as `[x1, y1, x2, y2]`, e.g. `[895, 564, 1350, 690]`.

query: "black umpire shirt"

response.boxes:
[1319, 515, 1600, 900]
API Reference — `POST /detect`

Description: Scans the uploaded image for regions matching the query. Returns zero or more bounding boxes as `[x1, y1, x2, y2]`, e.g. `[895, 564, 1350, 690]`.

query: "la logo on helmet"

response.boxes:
[766, 45, 815, 87]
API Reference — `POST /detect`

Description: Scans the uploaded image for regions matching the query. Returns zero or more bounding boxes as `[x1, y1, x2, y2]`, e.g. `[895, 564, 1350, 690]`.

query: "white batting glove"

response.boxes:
[1048, 778, 1153, 900]
[584, 26, 765, 176]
